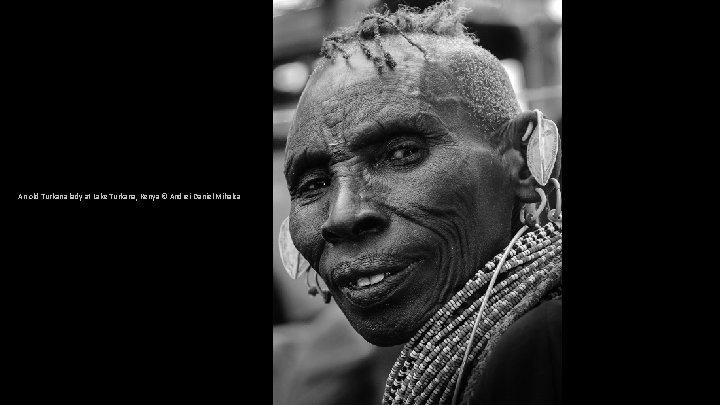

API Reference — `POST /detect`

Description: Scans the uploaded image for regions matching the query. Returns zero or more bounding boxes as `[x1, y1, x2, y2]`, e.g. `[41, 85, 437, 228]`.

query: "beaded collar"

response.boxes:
[382, 222, 562, 405]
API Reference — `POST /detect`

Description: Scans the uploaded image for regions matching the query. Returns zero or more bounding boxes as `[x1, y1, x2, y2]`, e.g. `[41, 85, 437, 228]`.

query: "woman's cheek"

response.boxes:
[290, 202, 327, 270]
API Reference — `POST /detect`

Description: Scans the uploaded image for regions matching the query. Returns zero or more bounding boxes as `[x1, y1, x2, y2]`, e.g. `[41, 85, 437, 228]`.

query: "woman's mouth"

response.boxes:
[352, 272, 390, 288]
[331, 256, 422, 308]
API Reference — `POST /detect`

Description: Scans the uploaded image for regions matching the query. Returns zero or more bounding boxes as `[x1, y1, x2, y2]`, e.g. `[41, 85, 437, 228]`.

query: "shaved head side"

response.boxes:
[443, 41, 521, 137]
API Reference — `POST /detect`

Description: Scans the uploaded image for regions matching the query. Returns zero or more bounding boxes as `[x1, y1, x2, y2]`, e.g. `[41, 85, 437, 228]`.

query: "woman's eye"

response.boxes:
[385, 144, 425, 165]
[299, 177, 330, 194]
[391, 147, 417, 160]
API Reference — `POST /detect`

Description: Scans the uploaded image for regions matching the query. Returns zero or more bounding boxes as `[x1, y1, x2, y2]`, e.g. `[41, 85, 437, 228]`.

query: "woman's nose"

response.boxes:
[321, 186, 389, 244]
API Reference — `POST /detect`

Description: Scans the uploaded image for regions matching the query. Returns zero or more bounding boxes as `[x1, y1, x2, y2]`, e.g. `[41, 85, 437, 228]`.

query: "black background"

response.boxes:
[7, 2, 714, 402]
[9, 3, 263, 401]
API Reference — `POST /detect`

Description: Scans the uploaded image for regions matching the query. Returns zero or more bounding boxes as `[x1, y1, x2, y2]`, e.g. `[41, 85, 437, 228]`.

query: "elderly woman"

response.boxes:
[279, 3, 562, 404]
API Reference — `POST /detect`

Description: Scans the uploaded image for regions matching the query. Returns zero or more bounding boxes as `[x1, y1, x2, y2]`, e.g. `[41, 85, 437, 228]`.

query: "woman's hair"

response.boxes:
[320, 1, 476, 73]
[316, 1, 520, 144]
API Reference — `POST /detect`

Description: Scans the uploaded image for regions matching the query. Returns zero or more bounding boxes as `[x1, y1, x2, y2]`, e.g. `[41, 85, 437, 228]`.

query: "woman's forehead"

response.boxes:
[287, 48, 463, 151]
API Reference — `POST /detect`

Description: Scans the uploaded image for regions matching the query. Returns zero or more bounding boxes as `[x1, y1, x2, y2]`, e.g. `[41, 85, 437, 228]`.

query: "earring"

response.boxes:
[519, 109, 559, 227]
[547, 178, 562, 228]
[278, 217, 310, 280]
[525, 110, 559, 187]
[316, 271, 332, 304]
[305, 269, 318, 296]
[521, 187, 548, 227]
[304, 269, 332, 303]
[279, 217, 333, 303]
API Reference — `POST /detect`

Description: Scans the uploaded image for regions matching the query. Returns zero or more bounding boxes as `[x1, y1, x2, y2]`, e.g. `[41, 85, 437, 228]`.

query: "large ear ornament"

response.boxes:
[523, 110, 559, 187]
[278, 217, 311, 280]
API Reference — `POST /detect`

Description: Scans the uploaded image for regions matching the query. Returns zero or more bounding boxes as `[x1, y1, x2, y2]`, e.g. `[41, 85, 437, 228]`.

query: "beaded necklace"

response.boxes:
[382, 222, 562, 405]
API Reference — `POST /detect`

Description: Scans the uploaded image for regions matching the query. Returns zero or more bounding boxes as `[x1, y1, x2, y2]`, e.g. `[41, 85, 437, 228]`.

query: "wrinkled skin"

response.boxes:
[284, 37, 535, 346]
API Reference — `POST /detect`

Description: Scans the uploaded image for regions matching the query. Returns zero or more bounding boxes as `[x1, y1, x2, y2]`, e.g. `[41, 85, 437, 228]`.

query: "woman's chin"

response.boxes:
[340, 305, 431, 347]
[357, 326, 414, 347]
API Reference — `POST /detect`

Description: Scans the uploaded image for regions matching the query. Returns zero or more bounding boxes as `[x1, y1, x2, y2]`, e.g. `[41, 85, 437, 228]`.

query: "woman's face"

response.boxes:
[284, 44, 517, 346]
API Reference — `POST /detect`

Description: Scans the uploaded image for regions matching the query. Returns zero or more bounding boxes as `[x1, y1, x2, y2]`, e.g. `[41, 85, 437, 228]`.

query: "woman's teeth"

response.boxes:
[356, 273, 389, 288]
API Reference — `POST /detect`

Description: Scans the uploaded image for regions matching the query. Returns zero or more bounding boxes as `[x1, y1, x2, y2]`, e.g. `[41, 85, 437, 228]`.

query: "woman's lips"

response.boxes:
[331, 255, 422, 308]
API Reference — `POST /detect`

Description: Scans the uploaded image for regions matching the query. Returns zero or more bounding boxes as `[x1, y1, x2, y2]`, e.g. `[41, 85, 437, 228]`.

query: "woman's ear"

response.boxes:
[497, 110, 561, 203]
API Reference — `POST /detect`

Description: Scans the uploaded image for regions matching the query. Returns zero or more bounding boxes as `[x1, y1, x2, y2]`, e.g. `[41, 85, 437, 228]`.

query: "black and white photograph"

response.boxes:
[273, 1, 562, 404]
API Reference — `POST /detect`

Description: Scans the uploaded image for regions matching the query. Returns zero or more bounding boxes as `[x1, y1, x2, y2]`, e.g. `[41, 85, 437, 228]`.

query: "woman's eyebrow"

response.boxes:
[347, 111, 448, 150]
[284, 147, 331, 187]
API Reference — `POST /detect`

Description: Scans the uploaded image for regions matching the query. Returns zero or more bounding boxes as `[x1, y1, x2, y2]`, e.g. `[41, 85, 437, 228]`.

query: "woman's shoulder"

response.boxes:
[502, 298, 562, 344]
[468, 299, 562, 404]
